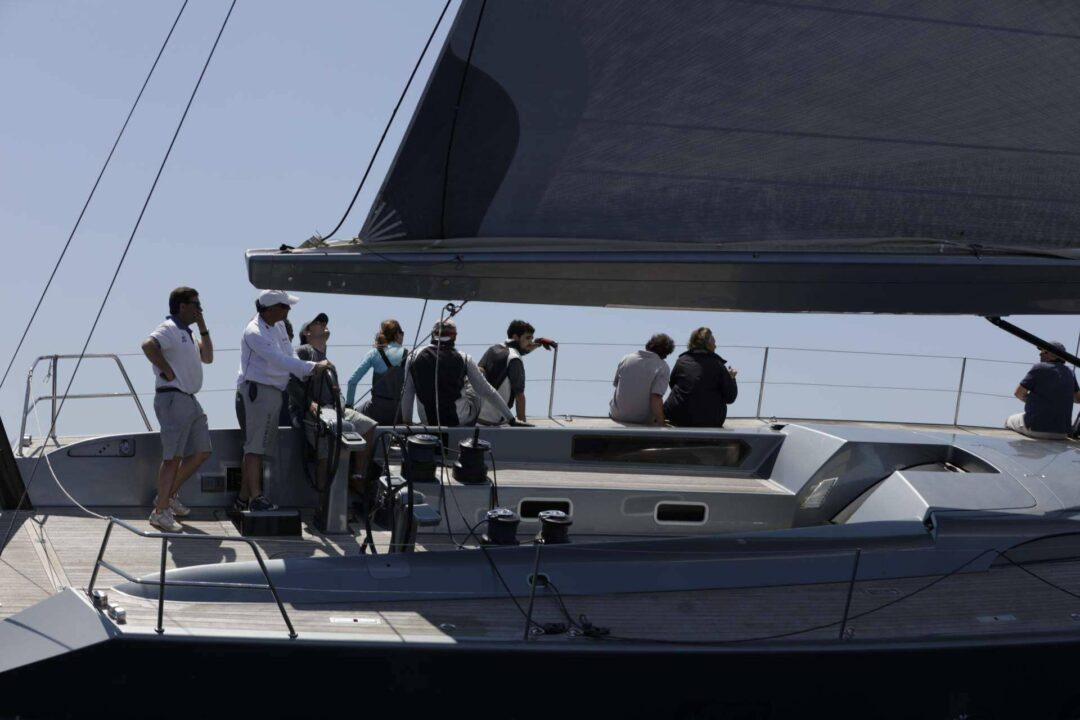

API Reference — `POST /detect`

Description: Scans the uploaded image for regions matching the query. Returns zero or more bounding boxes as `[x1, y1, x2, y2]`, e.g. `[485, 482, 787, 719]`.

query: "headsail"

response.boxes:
[249, 0, 1080, 313]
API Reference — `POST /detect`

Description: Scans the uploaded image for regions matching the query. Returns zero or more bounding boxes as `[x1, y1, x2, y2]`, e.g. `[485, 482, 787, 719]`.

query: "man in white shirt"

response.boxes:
[141, 287, 214, 532]
[236, 290, 329, 511]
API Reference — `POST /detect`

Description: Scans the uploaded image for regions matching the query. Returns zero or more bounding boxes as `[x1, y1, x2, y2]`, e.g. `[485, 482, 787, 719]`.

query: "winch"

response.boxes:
[538, 509, 572, 544]
[482, 507, 520, 545]
[401, 433, 439, 483]
[453, 427, 490, 484]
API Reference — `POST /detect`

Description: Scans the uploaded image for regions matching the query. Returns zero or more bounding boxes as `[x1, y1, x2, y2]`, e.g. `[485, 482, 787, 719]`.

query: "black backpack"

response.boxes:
[361, 347, 408, 425]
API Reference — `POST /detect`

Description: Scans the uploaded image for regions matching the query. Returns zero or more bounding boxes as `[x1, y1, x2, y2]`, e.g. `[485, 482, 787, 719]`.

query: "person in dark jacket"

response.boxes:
[663, 327, 738, 427]
[1005, 341, 1080, 439]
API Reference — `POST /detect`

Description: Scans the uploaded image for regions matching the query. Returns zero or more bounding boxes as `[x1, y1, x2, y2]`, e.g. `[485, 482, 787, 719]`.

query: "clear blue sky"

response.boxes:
[2, 0, 1078, 442]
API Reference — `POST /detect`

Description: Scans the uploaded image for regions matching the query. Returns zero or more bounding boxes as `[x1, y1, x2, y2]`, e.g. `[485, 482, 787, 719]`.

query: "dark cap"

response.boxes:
[299, 313, 329, 341]
[1043, 341, 1068, 359]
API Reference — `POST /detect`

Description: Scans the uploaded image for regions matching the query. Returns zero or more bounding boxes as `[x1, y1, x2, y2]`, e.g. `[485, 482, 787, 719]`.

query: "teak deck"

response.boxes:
[4, 506, 1080, 646]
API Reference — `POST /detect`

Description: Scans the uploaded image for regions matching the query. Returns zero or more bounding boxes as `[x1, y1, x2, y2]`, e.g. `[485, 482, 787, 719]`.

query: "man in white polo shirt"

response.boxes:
[237, 290, 329, 511]
[141, 287, 214, 532]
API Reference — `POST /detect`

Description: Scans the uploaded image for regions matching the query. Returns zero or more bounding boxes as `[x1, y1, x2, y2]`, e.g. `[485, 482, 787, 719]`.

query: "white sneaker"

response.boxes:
[153, 495, 191, 517]
[168, 496, 191, 517]
[149, 508, 182, 532]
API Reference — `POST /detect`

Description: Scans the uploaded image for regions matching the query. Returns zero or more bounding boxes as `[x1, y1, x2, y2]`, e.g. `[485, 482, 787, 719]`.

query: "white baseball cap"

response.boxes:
[256, 289, 300, 308]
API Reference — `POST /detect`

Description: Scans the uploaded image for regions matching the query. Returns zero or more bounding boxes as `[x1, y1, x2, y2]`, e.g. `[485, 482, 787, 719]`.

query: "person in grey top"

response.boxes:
[609, 334, 675, 426]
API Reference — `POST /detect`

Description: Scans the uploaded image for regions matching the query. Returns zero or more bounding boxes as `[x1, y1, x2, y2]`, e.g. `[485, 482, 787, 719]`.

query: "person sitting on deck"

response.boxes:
[1005, 341, 1080, 440]
[663, 327, 738, 428]
[609, 333, 674, 426]
[401, 319, 517, 427]
[477, 319, 556, 425]
[288, 313, 378, 496]
[345, 319, 408, 424]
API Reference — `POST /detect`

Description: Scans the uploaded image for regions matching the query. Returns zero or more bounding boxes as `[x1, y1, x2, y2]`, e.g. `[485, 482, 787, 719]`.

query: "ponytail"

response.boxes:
[376, 319, 403, 347]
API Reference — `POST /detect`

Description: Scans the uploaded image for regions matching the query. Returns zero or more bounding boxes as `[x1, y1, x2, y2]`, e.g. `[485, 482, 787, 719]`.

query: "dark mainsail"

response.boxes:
[248, 1, 1080, 313]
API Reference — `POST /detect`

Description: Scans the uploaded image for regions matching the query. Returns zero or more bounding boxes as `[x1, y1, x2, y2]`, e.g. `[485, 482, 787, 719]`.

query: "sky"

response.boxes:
[1, 0, 1078, 445]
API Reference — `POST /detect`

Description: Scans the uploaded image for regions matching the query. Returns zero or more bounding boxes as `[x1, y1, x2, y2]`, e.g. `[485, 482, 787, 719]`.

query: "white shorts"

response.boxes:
[1005, 412, 1068, 440]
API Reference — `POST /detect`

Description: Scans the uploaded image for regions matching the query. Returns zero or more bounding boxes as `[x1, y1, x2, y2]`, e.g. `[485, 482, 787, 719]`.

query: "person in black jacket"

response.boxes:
[663, 327, 738, 427]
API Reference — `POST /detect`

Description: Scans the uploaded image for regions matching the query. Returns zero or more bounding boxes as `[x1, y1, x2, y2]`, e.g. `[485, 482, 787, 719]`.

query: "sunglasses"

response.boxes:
[182, 299, 202, 311]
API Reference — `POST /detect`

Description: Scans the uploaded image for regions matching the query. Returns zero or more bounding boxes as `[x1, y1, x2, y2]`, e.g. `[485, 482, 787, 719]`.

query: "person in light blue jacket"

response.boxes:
[346, 319, 408, 423]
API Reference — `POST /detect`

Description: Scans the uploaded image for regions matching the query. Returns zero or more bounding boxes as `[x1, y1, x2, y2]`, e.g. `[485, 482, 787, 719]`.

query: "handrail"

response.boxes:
[545, 345, 1038, 427]
[87, 516, 297, 639]
[18, 354, 151, 455]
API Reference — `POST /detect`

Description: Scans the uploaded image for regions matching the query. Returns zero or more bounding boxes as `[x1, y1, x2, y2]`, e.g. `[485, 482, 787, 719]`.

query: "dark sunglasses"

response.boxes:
[182, 299, 202, 311]
[275, 303, 291, 310]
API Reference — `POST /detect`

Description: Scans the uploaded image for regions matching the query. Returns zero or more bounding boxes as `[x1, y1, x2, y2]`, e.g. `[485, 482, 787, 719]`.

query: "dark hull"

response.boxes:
[4, 633, 1079, 719]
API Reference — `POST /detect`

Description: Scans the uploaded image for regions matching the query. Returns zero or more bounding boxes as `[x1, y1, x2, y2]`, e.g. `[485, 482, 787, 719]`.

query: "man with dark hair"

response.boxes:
[287, 313, 377, 495]
[141, 287, 213, 531]
[1006, 342, 1080, 440]
[477, 319, 555, 424]
[609, 333, 674, 426]
[401, 319, 516, 427]
[235, 290, 330, 511]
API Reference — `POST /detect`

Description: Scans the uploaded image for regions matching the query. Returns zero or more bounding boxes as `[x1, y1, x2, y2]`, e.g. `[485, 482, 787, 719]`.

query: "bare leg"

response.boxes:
[170, 451, 211, 498]
[155, 458, 181, 513]
[242, 452, 263, 500]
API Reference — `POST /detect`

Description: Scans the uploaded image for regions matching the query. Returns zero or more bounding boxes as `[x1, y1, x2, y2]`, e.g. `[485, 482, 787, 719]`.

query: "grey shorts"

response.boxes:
[154, 392, 212, 461]
[242, 381, 282, 455]
[304, 407, 376, 460]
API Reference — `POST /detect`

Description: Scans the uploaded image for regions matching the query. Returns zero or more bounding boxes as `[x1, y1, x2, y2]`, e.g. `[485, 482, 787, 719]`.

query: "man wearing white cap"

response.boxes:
[236, 290, 329, 511]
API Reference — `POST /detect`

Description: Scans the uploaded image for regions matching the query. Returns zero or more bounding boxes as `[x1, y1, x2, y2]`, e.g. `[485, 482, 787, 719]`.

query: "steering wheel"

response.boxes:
[299, 368, 344, 490]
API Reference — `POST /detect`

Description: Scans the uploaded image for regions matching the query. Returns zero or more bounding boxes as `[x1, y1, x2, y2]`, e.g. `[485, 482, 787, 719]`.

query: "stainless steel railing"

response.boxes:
[18, 354, 151, 455]
[87, 516, 296, 638]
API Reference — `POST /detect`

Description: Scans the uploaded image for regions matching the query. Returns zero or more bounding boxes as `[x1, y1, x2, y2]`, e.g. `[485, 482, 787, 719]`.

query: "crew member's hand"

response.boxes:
[194, 308, 207, 332]
[537, 337, 558, 351]
[313, 360, 331, 374]
[728, 366, 738, 379]
[159, 367, 176, 382]
[309, 402, 319, 416]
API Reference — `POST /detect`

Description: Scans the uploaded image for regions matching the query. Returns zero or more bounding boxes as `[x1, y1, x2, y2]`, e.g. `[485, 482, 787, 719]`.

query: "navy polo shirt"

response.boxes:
[1021, 361, 1079, 434]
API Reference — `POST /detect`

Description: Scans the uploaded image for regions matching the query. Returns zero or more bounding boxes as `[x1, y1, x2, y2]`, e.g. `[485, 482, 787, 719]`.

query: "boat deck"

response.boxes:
[14, 416, 1032, 459]
[4, 506, 1080, 646]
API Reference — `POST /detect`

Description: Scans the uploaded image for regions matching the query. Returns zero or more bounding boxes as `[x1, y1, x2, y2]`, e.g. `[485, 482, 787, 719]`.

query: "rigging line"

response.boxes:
[0, 0, 190, 394]
[319, 0, 454, 243]
[438, 0, 488, 240]
[0, 0, 238, 559]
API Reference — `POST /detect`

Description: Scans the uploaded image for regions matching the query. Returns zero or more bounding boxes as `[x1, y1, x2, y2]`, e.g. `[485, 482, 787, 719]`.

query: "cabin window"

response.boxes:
[518, 498, 572, 520]
[572, 435, 750, 467]
[654, 502, 708, 525]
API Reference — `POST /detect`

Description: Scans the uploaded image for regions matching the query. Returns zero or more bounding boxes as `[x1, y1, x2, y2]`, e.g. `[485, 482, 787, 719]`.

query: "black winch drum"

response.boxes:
[483, 507, 520, 545]
[401, 433, 439, 483]
[538, 509, 572, 544]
